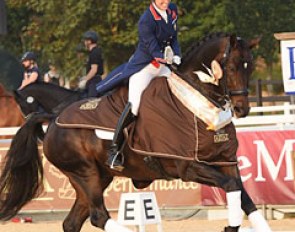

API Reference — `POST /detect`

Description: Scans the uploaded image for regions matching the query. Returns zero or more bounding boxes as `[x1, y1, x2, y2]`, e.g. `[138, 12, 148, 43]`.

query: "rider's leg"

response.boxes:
[107, 102, 136, 170]
[106, 63, 171, 171]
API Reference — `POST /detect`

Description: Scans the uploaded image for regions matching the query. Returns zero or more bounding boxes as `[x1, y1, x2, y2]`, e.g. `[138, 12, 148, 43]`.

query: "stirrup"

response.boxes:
[109, 152, 125, 172]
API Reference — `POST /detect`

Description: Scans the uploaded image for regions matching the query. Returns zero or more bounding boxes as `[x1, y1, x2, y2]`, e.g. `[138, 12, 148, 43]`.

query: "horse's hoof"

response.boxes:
[223, 226, 240, 232]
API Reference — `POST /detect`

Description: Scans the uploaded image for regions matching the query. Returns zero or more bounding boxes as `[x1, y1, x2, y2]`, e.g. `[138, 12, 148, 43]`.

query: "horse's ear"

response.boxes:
[211, 60, 223, 80]
[248, 36, 261, 49]
[229, 34, 238, 48]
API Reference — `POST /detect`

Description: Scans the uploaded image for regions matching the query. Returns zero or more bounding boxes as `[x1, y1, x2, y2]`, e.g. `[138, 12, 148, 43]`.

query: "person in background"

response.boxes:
[44, 61, 64, 86]
[105, 0, 181, 171]
[19, 51, 41, 89]
[79, 30, 104, 97]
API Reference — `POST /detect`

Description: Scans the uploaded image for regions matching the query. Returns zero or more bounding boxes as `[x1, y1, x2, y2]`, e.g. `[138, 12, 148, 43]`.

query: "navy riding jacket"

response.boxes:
[96, 3, 181, 95]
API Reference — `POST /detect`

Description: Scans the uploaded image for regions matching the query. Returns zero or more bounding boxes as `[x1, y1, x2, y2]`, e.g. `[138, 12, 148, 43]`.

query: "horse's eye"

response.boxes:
[244, 62, 248, 69]
[26, 96, 34, 104]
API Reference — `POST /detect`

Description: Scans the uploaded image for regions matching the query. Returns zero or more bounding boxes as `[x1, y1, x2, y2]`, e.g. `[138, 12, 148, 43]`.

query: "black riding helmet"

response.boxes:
[82, 31, 99, 43]
[21, 51, 36, 62]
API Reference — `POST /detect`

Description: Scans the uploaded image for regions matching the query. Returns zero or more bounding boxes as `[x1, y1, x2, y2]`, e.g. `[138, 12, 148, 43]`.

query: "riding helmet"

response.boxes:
[21, 51, 37, 62]
[82, 31, 99, 43]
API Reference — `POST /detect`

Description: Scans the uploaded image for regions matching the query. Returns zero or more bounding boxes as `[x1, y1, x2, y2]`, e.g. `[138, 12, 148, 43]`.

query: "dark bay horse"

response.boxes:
[13, 82, 84, 116]
[0, 33, 272, 232]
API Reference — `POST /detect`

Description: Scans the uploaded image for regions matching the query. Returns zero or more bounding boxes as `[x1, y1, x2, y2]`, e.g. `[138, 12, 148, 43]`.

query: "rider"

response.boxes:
[44, 60, 64, 86]
[79, 30, 104, 97]
[19, 51, 41, 90]
[106, 0, 181, 171]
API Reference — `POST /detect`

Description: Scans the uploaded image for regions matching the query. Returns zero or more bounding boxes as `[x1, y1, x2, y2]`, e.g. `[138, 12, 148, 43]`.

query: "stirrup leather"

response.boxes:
[109, 151, 125, 171]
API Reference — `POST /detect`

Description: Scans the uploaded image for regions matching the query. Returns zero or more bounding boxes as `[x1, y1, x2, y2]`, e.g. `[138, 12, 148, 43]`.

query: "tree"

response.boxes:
[2, 0, 295, 88]
[3, 0, 148, 80]
[224, 0, 295, 87]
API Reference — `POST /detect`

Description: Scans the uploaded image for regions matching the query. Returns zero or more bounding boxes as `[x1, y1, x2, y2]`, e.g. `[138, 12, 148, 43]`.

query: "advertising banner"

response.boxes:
[202, 130, 295, 205]
[280, 40, 295, 94]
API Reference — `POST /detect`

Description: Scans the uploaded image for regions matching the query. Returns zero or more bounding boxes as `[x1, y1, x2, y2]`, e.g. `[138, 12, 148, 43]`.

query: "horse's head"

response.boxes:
[14, 82, 82, 117]
[178, 33, 259, 118]
[13, 88, 40, 117]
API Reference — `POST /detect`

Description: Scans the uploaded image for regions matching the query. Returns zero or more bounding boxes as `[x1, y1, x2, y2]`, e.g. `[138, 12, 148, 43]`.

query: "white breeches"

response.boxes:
[128, 63, 171, 115]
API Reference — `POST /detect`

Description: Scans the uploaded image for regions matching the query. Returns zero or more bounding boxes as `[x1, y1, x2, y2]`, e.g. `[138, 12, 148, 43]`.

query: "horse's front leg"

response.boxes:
[221, 165, 272, 232]
[182, 161, 271, 232]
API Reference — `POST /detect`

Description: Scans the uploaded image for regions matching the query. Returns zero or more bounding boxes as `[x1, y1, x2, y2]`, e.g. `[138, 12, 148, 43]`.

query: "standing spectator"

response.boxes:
[44, 61, 64, 86]
[19, 51, 41, 89]
[79, 30, 104, 97]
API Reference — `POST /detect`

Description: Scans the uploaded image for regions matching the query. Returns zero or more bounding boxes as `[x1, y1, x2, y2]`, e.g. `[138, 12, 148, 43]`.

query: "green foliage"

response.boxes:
[225, 0, 295, 66]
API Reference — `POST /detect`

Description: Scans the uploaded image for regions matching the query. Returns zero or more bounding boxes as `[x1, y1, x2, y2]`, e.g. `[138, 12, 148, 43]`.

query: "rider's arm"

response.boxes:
[59, 75, 65, 87]
[18, 71, 38, 89]
[85, 64, 98, 81]
[169, 4, 181, 57]
[138, 16, 166, 63]
[44, 73, 50, 82]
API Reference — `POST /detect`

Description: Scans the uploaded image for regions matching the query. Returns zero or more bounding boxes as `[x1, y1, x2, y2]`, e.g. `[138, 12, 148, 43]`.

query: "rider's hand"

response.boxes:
[164, 46, 174, 65]
[78, 77, 87, 89]
[172, 55, 181, 66]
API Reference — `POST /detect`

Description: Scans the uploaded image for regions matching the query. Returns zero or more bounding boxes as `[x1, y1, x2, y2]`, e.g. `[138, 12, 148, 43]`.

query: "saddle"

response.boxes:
[56, 78, 237, 166]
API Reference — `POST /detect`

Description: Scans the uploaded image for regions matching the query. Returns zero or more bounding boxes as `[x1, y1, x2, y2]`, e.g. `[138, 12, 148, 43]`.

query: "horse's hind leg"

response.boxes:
[240, 185, 273, 232]
[63, 169, 132, 232]
[62, 177, 90, 232]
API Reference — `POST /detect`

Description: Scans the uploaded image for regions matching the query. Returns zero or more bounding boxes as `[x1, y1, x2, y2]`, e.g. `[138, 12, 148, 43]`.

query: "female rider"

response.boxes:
[19, 51, 41, 89]
[106, 0, 181, 171]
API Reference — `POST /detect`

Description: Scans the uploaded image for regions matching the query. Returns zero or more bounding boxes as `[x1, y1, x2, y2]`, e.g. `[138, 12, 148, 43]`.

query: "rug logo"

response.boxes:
[214, 133, 229, 143]
[79, 99, 101, 110]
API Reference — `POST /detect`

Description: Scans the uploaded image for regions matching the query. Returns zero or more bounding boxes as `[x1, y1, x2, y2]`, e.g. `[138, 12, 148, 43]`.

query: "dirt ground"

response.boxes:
[1, 218, 295, 232]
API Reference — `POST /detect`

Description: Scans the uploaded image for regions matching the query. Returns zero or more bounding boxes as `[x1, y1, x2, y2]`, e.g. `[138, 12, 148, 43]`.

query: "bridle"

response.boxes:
[220, 38, 249, 98]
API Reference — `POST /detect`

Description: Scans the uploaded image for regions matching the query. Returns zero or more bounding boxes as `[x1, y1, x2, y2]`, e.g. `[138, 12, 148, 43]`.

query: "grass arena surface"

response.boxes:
[1, 219, 295, 232]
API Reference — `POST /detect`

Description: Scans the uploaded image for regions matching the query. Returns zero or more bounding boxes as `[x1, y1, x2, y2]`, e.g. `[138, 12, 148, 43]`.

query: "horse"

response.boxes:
[0, 84, 24, 129]
[13, 82, 84, 116]
[0, 33, 272, 232]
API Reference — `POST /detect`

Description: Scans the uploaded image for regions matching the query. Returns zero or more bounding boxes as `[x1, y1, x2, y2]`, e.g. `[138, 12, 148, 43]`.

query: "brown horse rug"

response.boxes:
[56, 77, 237, 165]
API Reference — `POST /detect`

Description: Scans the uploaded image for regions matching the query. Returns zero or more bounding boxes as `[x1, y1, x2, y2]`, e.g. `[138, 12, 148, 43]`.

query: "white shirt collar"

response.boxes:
[152, 2, 168, 23]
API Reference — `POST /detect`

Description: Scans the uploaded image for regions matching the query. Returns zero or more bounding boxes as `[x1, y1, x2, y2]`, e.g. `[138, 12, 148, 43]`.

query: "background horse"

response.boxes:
[0, 33, 271, 232]
[0, 84, 24, 138]
[13, 82, 84, 116]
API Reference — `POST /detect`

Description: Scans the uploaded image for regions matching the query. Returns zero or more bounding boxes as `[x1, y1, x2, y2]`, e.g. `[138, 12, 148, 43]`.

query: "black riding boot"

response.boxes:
[107, 102, 136, 171]
[223, 226, 240, 232]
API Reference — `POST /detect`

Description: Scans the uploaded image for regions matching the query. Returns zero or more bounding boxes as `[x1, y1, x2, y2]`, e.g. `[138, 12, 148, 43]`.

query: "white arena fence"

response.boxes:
[233, 103, 295, 129]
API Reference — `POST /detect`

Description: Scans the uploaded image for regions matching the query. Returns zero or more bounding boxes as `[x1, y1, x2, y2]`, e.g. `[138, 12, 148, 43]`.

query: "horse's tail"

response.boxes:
[0, 113, 54, 220]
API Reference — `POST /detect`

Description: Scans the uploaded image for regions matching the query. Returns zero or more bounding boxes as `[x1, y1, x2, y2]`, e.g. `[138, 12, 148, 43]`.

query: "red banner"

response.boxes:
[0, 129, 294, 210]
[202, 130, 295, 205]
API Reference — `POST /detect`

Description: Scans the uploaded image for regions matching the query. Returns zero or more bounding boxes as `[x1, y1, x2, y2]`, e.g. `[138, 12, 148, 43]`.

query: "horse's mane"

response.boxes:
[27, 82, 79, 94]
[181, 32, 231, 64]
